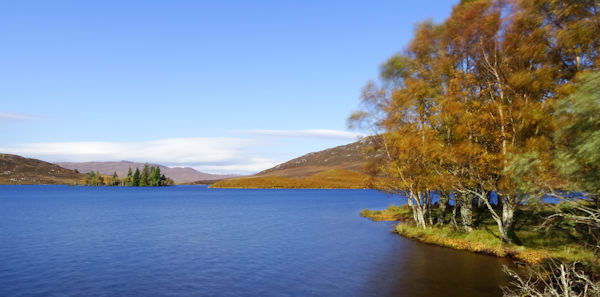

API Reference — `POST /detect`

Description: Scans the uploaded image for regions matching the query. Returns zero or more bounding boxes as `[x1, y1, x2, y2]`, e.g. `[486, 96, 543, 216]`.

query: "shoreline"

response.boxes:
[0, 183, 369, 189]
[361, 205, 598, 269]
[209, 186, 371, 189]
[392, 223, 547, 265]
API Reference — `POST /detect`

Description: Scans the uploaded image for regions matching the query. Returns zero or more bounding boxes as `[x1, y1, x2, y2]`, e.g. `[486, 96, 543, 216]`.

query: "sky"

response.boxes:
[0, 0, 457, 174]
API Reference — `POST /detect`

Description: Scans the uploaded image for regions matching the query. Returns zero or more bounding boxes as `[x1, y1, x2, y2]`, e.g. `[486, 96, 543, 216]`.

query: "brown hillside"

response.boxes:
[211, 169, 370, 189]
[0, 154, 84, 185]
[212, 136, 380, 188]
[256, 136, 379, 178]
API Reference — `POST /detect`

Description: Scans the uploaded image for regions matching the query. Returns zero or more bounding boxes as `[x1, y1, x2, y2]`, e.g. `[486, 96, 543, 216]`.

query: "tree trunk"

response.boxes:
[415, 191, 427, 229]
[491, 194, 516, 243]
[451, 196, 459, 228]
[408, 190, 428, 229]
[460, 193, 473, 232]
[426, 191, 434, 226]
[414, 203, 427, 229]
[477, 194, 485, 209]
[407, 192, 419, 226]
[495, 219, 509, 244]
[437, 191, 449, 225]
[471, 189, 515, 243]
[501, 195, 516, 241]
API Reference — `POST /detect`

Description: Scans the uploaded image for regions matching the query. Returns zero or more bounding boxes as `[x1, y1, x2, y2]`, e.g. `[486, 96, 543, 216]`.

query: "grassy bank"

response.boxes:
[362, 204, 599, 270]
[211, 169, 370, 189]
[360, 204, 414, 222]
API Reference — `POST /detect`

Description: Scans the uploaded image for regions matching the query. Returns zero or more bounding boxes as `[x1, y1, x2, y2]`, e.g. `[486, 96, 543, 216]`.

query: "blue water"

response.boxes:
[0, 186, 510, 297]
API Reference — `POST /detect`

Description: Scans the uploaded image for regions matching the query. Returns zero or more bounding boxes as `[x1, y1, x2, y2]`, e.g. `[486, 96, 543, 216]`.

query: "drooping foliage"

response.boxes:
[554, 72, 600, 196]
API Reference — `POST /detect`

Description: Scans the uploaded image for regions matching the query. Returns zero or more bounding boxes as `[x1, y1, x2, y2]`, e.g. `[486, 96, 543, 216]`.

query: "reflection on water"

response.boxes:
[0, 186, 512, 297]
[367, 227, 511, 297]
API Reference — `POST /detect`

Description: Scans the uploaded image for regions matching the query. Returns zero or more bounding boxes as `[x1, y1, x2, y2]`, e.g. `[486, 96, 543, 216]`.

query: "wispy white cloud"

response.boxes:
[0, 130, 366, 174]
[189, 158, 280, 174]
[0, 138, 276, 174]
[0, 112, 40, 121]
[243, 129, 365, 140]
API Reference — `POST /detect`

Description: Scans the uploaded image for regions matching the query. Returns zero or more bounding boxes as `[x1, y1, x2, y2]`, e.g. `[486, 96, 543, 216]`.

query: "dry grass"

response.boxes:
[362, 204, 599, 269]
[211, 169, 370, 189]
[360, 205, 413, 222]
[0, 154, 83, 185]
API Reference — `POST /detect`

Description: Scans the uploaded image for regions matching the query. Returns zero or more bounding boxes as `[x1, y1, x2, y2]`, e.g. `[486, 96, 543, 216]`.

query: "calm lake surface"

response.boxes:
[0, 185, 512, 297]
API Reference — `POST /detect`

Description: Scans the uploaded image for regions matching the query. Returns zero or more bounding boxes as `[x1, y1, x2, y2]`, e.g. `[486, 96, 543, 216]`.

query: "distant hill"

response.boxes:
[212, 136, 379, 188]
[212, 169, 370, 189]
[256, 136, 378, 177]
[0, 154, 83, 185]
[56, 161, 238, 184]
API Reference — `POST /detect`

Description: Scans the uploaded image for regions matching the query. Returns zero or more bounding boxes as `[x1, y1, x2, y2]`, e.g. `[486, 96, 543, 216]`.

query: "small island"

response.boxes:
[81, 164, 174, 187]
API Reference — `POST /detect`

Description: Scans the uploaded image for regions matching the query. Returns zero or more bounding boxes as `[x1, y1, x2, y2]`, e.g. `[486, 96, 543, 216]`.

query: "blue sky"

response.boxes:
[0, 0, 456, 174]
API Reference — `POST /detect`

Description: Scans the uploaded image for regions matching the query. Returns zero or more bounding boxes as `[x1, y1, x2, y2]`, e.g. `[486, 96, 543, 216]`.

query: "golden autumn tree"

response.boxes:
[350, 22, 450, 229]
[472, 0, 599, 242]
[351, 0, 599, 241]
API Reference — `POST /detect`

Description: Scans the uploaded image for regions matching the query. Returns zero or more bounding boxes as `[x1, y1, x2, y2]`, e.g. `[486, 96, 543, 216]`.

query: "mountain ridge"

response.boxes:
[56, 161, 238, 184]
[211, 136, 380, 188]
[256, 136, 378, 177]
